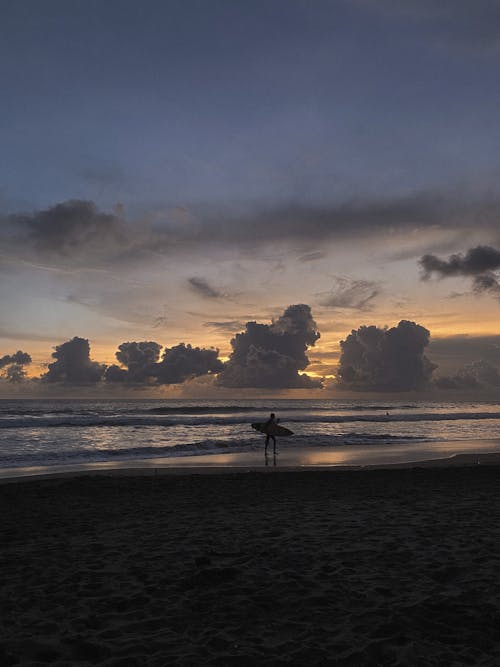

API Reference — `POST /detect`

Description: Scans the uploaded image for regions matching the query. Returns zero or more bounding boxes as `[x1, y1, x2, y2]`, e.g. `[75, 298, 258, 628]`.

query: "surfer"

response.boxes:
[252, 414, 292, 464]
[264, 412, 279, 456]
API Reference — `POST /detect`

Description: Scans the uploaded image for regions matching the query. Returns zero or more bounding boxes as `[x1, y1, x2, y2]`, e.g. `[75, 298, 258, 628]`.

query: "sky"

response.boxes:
[1, 0, 500, 396]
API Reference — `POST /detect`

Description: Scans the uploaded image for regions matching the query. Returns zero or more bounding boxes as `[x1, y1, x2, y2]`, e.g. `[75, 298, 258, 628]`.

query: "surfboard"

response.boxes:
[251, 422, 294, 436]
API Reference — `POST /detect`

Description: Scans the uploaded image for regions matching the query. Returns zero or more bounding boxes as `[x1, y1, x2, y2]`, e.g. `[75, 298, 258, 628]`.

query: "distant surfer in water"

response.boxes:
[264, 412, 279, 456]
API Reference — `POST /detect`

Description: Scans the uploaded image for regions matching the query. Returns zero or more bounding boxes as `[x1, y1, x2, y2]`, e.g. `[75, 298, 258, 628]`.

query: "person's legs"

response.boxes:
[265, 434, 270, 455]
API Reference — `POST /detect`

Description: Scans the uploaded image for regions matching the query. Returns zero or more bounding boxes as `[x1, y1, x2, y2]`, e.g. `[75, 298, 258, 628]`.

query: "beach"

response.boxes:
[2, 462, 500, 665]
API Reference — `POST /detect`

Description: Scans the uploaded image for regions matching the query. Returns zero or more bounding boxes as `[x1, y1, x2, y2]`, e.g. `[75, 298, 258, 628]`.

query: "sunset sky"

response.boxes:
[1, 0, 500, 395]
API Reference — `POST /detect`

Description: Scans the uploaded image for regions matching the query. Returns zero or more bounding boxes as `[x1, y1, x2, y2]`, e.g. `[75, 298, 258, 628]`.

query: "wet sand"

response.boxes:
[2, 464, 500, 665]
[2, 439, 500, 481]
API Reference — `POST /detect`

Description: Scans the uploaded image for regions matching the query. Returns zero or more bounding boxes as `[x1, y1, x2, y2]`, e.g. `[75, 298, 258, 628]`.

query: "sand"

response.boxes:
[2, 465, 500, 665]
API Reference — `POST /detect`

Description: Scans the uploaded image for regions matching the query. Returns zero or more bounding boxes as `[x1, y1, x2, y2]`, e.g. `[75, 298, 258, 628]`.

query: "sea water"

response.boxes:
[1, 398, 500, 470]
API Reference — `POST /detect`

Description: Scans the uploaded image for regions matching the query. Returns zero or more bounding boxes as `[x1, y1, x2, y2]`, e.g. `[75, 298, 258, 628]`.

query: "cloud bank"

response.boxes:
[105, 341, 223, 385]
[4, 192, 500, 271]
[4, 311, 498, 395]
[217, 304, 321, 388]
[2, 307, 324, 390]
[337, 320, 437, 391]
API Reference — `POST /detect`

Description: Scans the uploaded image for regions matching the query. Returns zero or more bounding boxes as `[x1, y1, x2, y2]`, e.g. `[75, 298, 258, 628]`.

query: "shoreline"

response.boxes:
[2, 445, 500, 484]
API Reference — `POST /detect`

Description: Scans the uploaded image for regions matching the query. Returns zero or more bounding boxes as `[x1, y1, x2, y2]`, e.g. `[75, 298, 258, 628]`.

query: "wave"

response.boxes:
[0, 403, 421, 417]
[148, 405, 267, 414]
[146, 404, 419, 414]
[2, 410, 500, 429]
[0, 416, 175, 429]
[0, 408, 100, 416]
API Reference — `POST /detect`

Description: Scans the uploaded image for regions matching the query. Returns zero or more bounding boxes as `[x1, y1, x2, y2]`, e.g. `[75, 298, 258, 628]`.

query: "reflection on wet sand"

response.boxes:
[2, 439, 500, 480]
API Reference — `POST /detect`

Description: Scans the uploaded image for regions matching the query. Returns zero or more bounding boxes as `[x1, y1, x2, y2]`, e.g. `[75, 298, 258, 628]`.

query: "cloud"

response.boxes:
[420, 245, 500, 297]
[7, 333, 223, 389]
[337, 320, 437, 391]
[188, 277, 222, 298]
[10, 200, 128, 259]
[5, 191, 500, 270]
[435, 360, 500, 390]
[105, 341, 223, 385]
[0, 350, 32, 383]
[473, 273, 500, 296]
[152, 315, 168, 329]
[420, 246, 500, 277]
[318, 277, 380, 310]
[217, 304, 322, 388]
[155, 343, 223, 384]
[204, 320, 246, 332]
[42, 337, 106, 384]
[198, 192, 500, 248]
[104, 341, 162, 384]
[0, 351, 31, 368]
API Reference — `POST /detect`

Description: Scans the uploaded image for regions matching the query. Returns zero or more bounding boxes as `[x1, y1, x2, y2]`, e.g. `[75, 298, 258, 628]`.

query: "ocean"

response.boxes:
[1, 398, 500, 472]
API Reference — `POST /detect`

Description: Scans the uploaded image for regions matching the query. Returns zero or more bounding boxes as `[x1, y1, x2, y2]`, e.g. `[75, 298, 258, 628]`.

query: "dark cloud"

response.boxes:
[105, 341, 222, 385]
[337, 320, 437, 391]
[217, 304, 321, 388]
[188, 277, 222, 298]
[420, 246, 500, 277]
[10, 200, 127, 258]
[197, 192, 500, 248]
[43, 337, 106, 384]
[473, 273, 500, 296]
[435, 360, 500, 390]
[104, 341, 162, 384]
[0, 350, 32, 383]
[5, 191, 500, 269]
[0, 351, 31, 368]
[115, 341, 161, 370]
[155, 343, 223, 384]
[318, 277, 380, 310]
[420, 246, 500, 296]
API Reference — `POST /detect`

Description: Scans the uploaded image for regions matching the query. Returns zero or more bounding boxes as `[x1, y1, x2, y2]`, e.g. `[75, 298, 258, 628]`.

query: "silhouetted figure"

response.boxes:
[264, 412, 279, 458]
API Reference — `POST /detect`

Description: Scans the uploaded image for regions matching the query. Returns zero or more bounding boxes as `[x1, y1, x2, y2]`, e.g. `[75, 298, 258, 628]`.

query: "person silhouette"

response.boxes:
[264, 412, 279, 457]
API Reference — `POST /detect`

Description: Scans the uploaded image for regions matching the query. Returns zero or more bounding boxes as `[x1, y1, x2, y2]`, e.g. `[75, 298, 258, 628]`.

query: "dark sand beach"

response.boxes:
[2, 464, 500, 665]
